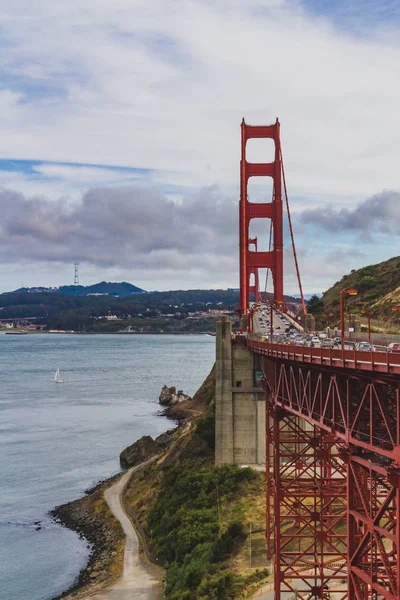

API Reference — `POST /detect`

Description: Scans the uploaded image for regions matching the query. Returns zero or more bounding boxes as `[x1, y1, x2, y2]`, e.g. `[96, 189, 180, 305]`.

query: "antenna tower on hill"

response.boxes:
[74, 263, 80, 286]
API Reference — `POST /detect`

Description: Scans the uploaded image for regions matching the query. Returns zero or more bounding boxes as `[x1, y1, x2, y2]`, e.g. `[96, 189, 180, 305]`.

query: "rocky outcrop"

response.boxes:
[119, 436, 158, 469]
[159, 385, 191, 406]
[155, 429, 177, 448]
[159, 385, 176, 406]
[119, 429, 178, 469]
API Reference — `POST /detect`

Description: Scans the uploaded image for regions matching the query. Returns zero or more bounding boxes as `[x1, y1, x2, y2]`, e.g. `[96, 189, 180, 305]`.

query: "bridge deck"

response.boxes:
[247, 338, 400, 376]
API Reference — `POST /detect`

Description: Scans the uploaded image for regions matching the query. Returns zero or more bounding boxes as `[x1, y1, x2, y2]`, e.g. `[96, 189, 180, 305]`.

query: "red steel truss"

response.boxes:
[261, 355, 400, 599]
[266, 402, 348, 599]
[239, 119, 283, 315]
[345, 454, 400, 599]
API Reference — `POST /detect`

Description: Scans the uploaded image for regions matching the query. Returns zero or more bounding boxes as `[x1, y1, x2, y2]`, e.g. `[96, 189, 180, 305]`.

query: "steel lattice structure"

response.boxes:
[238, 121, 400, 599]
[260, 353, 400, 599]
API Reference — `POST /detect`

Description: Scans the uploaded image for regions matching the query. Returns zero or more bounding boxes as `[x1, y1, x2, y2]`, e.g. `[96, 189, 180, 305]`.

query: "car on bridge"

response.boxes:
[388, 342, 400, 352]
[355, 342, 375, 351]
[321, 339, 335, 348]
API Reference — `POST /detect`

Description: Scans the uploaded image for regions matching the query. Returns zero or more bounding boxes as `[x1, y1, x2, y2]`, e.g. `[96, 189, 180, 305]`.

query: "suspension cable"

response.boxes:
[280, 148, 307, 315]
[263, 220, 273, 301]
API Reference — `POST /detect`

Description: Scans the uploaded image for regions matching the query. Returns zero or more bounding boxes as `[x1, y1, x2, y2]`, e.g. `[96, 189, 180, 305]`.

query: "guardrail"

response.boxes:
[247, 339, 400, 375]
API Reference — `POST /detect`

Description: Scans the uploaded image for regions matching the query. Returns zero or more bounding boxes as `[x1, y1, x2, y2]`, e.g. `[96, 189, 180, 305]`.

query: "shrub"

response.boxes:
[147, 464, 256, 598]
[359, 275, 376, 289]
[196, 411, 215, 450]
[213, 521, 245, 561]
[197, 570, 241, 599]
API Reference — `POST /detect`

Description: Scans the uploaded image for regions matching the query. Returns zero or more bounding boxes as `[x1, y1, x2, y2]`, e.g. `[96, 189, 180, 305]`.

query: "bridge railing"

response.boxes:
[247, 338, 400, 375]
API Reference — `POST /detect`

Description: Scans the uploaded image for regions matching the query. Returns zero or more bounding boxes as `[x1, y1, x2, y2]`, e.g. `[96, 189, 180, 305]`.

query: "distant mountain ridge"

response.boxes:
[4, 281, 147, 297]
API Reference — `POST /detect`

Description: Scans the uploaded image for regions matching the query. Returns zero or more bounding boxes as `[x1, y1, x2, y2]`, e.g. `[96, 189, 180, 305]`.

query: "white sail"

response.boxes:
[55, 368, 64, 383]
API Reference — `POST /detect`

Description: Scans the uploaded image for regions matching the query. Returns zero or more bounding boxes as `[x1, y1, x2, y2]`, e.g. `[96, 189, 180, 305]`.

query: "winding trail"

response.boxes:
[87, 459, 163, 600]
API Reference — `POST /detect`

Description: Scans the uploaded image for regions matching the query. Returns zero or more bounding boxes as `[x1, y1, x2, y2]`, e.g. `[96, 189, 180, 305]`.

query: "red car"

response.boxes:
[388, 343, 400, 352]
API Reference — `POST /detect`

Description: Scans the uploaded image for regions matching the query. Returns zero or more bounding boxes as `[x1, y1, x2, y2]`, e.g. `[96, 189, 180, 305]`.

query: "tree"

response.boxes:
[307, 294, 324, 314]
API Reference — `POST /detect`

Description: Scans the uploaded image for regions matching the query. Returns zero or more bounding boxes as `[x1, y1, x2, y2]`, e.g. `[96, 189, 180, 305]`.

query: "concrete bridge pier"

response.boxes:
[215, 317, 265, 466]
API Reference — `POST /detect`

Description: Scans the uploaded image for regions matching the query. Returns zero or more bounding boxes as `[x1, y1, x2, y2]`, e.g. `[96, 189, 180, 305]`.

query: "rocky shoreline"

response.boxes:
[48, 381, 196, 600]
[50, 474, 125, 599]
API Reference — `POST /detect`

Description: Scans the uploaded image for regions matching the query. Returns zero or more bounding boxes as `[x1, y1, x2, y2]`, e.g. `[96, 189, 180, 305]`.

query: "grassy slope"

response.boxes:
[317, 255, 400, 326]
[122, 366, 269, 600]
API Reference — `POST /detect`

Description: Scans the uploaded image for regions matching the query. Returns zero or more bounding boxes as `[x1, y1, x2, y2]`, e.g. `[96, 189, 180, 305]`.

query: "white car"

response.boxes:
[311, 336, 320, 346]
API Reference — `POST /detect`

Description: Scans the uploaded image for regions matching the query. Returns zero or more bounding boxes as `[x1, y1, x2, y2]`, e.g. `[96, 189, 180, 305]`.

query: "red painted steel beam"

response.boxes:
[247, 202, 273, 220]
[245, 162, 275, 179]
[243, 124, 278, 139]
[247, 251, 275, 269]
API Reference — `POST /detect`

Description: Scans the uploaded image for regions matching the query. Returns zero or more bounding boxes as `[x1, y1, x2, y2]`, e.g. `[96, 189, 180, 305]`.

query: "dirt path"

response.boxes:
[83, 460, 163, 600]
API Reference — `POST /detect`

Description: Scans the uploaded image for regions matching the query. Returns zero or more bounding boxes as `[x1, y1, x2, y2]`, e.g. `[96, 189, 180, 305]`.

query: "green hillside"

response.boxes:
[308, 256, 400, 327]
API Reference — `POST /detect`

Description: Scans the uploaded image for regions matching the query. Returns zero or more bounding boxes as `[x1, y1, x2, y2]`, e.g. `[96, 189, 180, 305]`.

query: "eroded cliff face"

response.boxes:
[119, 430, 177, 469]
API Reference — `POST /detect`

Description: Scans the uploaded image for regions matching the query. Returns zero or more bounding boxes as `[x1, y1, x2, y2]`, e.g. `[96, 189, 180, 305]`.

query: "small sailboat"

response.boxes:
[55, 367, 64, 383]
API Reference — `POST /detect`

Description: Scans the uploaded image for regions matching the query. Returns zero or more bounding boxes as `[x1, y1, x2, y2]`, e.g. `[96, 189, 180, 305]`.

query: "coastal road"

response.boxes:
[88, 460, 162, 600]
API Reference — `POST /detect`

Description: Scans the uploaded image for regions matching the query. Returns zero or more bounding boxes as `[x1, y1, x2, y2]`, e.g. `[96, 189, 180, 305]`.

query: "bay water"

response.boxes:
[0, 333, 215, 600]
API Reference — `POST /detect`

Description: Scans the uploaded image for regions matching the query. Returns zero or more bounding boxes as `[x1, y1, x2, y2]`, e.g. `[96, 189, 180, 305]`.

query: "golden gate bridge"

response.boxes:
[238, 119, 400, 599]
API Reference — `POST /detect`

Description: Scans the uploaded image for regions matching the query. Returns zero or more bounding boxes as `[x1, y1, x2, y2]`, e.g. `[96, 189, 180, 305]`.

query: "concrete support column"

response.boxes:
[215, 318, 266, 466]
[215, 317, 234, 465]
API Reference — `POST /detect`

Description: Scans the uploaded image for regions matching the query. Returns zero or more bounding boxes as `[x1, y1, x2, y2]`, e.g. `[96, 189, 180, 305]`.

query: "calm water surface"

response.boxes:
[0, 333, 215, 600]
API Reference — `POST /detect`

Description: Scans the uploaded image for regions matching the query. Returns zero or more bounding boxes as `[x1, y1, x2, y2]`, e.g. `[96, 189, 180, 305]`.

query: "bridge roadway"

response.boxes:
[248, 337, 400, 376]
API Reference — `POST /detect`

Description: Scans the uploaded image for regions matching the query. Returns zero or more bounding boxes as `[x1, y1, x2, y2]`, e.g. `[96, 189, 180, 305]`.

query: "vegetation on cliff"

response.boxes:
[148, 463, 267, 599]
[123, 366, 269, 599]
[307, 255, 400, 330]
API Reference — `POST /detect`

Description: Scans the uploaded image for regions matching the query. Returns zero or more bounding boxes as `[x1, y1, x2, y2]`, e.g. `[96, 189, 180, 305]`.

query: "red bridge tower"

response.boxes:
[239, 119, 283, 315]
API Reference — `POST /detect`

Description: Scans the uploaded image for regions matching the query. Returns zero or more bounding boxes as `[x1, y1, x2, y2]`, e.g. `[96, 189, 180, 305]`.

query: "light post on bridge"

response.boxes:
[340, 288, 358, 353]
[361, 309, 371, 342]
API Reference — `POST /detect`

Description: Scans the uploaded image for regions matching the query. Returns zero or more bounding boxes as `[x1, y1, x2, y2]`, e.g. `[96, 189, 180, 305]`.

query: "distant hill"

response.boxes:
[4, 281, 146, 297]
[311, 256, 400, 323]
[59, 281, 146, 297]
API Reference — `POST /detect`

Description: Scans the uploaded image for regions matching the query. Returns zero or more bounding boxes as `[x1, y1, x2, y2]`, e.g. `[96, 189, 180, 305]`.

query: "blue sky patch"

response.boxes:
[300, 0, 400, 33]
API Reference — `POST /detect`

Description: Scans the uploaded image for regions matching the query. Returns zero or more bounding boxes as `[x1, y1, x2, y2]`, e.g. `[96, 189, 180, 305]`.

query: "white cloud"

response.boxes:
[0, 0, 400, 291]
[0, 1, 398, 194]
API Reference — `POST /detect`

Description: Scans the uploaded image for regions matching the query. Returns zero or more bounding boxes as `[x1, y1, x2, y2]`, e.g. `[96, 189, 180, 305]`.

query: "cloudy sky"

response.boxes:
[0, 0, 399, 294]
